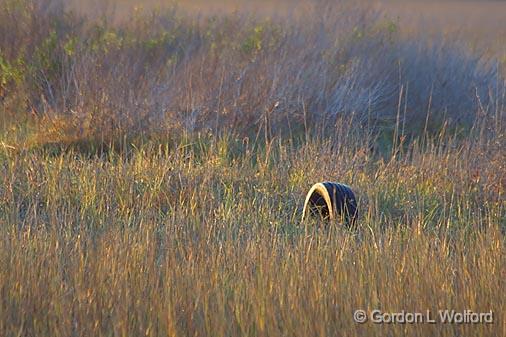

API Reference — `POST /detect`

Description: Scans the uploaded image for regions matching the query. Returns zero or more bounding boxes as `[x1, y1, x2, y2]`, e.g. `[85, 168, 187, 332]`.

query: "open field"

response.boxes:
[0, 132, 504, 337]
[0, 0, 505, 336]
[383, 0, 506, 55]
[70, 0, 506, 47]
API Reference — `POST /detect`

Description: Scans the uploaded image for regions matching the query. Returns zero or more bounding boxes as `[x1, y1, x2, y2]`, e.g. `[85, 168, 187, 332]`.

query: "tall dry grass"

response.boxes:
[0, 0, 505, 336]
[0, 131, 504, 336]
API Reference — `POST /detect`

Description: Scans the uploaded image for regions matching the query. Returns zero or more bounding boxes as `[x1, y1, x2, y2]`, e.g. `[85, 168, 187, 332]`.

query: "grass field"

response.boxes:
[0, 0, 504, 336]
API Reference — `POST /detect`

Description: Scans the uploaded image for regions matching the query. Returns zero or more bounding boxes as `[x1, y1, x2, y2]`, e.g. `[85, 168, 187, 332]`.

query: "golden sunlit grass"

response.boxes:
[0, 132, 504, 336]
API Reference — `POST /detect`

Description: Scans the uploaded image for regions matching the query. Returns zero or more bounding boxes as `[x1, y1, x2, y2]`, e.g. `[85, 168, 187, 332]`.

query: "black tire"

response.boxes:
[302, 182, 358, 226]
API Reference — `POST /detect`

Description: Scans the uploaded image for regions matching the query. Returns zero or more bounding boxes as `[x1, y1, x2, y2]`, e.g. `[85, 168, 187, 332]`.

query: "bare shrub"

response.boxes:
[0, 0, 504, 146]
